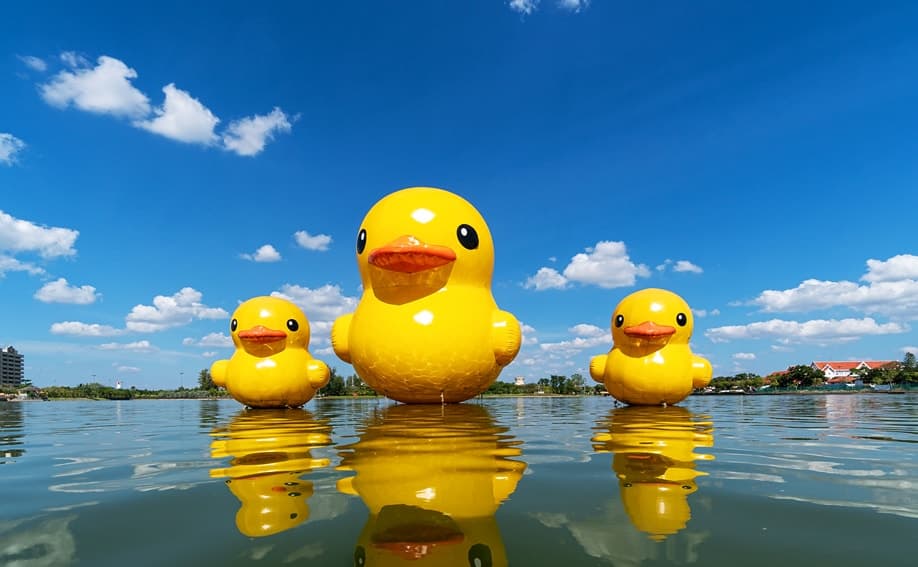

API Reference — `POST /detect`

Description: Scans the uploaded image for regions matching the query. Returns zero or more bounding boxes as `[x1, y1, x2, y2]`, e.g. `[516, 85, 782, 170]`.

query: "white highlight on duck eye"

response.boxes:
[256, 359, 277, 369]
[650, 302, 663, 313]
[415, 487, 436, 501]
[260, 309, 271, 318]
[413, 310, 434, 325]
[411, 208, 435, 224]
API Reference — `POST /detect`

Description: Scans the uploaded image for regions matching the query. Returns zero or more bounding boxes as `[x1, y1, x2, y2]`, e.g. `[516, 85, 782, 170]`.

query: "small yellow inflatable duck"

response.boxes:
[210, 408, 333, 537]
[332, 187, 521, 404]
[211, 296, 330, 408]
[592, 406, 714, 541]
[589, 288, 712, 405]
[337, 404, 525, 566]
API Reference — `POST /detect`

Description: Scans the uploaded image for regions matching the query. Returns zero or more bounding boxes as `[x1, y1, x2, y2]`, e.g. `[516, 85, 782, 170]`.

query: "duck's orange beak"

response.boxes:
[368, 235, 456, 273]
[237, 325, 287, 343]
[624, 321, 676, 339]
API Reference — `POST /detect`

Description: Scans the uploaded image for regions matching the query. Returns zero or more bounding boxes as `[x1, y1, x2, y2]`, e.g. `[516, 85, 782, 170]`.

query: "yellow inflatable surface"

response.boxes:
[592, 406, 714, 541]
[337, 403, 526, 566]
[332, 187, 521, 403]
[211, 296, 330, 408]
[209, 408, 333, 537]
[589, 288, 712, 405]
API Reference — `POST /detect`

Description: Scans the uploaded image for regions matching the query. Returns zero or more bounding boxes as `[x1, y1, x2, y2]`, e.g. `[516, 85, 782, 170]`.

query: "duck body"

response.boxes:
[211, 296, 330, 409]
[333, 187, 520, 404]
[590, 288, 712, 406]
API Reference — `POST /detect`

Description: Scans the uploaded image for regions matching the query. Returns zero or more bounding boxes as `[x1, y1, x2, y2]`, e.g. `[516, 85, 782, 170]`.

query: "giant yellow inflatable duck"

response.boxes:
[336, 403, 525, 566]
[592, 406, 714, 541]
[589, 288, 712, 405]
[211, 296, 330, 408]
[332, 187, 521, 404]
[210, 408, 333, 537]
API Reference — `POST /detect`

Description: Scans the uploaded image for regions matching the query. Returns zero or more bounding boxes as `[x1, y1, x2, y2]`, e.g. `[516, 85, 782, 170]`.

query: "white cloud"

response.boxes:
[98, 340, 155, 352]
[202, 351, 217, 358]
[40, 55, 151, 118]
[694, 308, 720, 318]
[733, 352, 756, 360]
[241, 244, 281, 262]
[34, 278, 99, 304]
[862, 254, 918, 283]
[540, 323, 611, 356]
[271, 284, 358, 323]
[50, 321, 123, 337]
[222, 107, 293, 157]
[558, 0, 589, 11]
[561, 241, 650, 288]
[524, 267, 568, 290]
[183, 332, 232, 348]
[901, 346, 917, 355]
[294, 230, 332, 252]
[509, 0, 538, 14]
[0, 254, 44, 277]
[0, 210, 79, 258]
[116, 365, 141, 373]
[521, 323, 539, 345]
[18, 55, 47, 72]
[705, 317, 908, 344]
[673, 260, 703, 274]
[60, 51, 90, 68]
[125, 287, 228, 332]
[0, 133, 27, 165]
[136, 83, 220, 145]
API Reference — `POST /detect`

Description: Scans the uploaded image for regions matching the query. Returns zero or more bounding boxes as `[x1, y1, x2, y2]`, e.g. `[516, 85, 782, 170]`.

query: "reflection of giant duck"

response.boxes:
[591, 406, 714, 541]
[209, 409, 333, 537]
[590, 288, 712, 405]
[332, 187, 521, 403]
[211, 296, 330, 408]
[337, 403, 526, 566]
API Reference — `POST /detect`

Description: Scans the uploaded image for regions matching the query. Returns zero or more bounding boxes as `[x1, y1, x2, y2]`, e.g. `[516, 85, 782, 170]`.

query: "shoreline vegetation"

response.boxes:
[4, 359, 916, 401]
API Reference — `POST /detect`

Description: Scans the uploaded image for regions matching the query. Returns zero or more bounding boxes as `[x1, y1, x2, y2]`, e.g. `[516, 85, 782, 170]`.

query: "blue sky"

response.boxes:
[2, 1, 917, 390]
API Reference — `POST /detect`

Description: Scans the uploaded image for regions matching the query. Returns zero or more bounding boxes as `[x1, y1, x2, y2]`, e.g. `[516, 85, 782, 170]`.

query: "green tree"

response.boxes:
[319, 367, 347, 397]
[198, 368, 216, 390]
[777, 365, 824, 388]
[569, 373, 585, 395]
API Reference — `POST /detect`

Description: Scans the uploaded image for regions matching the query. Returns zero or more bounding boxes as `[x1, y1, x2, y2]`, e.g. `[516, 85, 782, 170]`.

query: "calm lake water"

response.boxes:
[1, 394, 915, 566]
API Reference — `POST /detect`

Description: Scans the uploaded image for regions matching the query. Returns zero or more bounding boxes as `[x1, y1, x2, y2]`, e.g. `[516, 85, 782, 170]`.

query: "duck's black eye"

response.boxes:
[468, 543, 492, 567]
[230, 319, 238, 332]
[286, 319, 299, 332]
[356, 228, 367, 254]
[676, 313, 687, 327]
[615, 314, 624, 328]
[456, 224, 479, 250]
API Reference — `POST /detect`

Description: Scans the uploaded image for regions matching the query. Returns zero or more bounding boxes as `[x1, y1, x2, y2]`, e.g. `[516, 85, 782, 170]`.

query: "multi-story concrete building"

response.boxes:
[0, 346, 24, 389]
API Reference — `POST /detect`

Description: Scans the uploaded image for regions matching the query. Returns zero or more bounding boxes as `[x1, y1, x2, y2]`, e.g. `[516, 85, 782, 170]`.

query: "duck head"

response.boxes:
[230, 296, 311, 357]
[611, 288, 695, 354]
[354, 187, 495, 304]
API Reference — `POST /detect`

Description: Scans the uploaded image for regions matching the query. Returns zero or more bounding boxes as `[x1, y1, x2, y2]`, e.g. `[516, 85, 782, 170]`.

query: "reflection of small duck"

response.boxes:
[210, 408, 333, 537]
[332, 187, 521, 403]
[592, 406, 714, 541]
[211, 296, 330, 408]
[590, 288, 712, 405]
[337, 403, 526, 565]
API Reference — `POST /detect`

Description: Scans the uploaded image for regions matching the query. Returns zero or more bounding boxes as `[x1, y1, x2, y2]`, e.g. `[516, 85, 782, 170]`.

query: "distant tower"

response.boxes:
[514, 376, 525, 386]
[115, 380, 123, 390]
[0, 346, 24, 389]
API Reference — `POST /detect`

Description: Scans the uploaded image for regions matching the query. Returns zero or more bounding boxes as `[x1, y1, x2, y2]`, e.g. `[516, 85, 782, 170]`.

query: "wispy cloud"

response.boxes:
[750, 254, 918, 320]
[51, 322, 123, 337]
[294, 230, 332, 251]
[38, 52, 292, 156]
[0, 133, 27, 166]
[125, 287, 227, 332]
[508, 0, 589, 14]
[733, 352, 756, 360]
[182, 332, 232, 348]
[18, 55, 47, 72]
[706, 317, 907, 344]
[241, 244, 281, 262]
[526, 241, 650, 290]
[98, 340, 156, 352]
[136, 83, 219, 145]
[34, 278, 100, 304]
[223, 108, 293, 157]
[0, 210, 79, 259]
